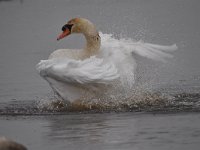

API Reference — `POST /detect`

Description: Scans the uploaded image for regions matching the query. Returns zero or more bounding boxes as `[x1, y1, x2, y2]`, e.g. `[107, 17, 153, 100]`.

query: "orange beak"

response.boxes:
[57, 29, 70, 41]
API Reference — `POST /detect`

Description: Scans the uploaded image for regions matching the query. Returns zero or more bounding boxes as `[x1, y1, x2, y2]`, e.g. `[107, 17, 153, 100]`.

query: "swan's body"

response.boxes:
[37, 18, 177, 102]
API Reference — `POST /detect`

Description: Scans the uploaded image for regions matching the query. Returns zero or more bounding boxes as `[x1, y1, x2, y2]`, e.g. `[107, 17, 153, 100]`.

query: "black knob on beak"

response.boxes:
[62, 24, 73, 32]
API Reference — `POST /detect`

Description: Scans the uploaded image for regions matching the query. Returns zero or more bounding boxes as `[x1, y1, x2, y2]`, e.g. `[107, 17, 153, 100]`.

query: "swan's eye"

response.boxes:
[62, 24, 73, 32]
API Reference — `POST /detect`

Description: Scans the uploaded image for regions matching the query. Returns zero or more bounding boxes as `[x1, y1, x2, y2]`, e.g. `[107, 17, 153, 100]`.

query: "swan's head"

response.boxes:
[57, 18, 97, 41]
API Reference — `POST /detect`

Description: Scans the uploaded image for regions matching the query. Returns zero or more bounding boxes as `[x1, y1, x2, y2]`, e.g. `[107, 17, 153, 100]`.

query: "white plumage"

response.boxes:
[36, 18, 177, 102]
[37, 56, 119, 84]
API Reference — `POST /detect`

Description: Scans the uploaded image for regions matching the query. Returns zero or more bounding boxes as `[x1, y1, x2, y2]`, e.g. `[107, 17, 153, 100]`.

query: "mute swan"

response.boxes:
[37, 18, 177, 103]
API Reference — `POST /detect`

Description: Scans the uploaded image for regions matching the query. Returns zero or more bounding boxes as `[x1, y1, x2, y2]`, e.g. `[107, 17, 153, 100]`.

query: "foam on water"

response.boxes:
[1, 91, 200, 115]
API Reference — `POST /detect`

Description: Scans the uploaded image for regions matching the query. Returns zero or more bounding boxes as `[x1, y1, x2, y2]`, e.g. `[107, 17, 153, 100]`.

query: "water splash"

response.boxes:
[1, 91, 200, 115]
[0, 32, 183, 115]
[37, 32, 177, 104]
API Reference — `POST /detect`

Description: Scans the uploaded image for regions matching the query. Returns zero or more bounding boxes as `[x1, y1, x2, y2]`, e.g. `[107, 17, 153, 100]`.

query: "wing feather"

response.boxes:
[36, 56, 119, 84]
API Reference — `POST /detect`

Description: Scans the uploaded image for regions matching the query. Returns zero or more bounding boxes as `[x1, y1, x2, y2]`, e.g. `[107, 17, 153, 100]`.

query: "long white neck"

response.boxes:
[80, 21, 101, 57]
[84, 33, 101, 55]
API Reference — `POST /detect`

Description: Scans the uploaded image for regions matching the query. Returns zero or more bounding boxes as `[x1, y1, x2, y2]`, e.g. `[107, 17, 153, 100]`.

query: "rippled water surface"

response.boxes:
[0, 0, 200, 149]
[1, 113, 200, 150]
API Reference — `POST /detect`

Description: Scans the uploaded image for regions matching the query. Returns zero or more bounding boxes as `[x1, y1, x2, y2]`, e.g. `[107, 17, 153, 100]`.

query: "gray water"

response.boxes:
[1, 113, 200, 150]
[0, 0, 200, 150]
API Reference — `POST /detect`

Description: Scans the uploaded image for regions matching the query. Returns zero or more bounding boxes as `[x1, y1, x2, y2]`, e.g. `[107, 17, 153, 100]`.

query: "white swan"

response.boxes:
[37, 18, 177, 103]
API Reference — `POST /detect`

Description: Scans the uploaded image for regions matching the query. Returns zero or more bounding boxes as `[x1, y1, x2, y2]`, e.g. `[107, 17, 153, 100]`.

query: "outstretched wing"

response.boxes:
[130, 41, 177, 62]
[100, 32, 178, 62]
[99, 32, 178, 89]
[36, 56, 119, 85]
